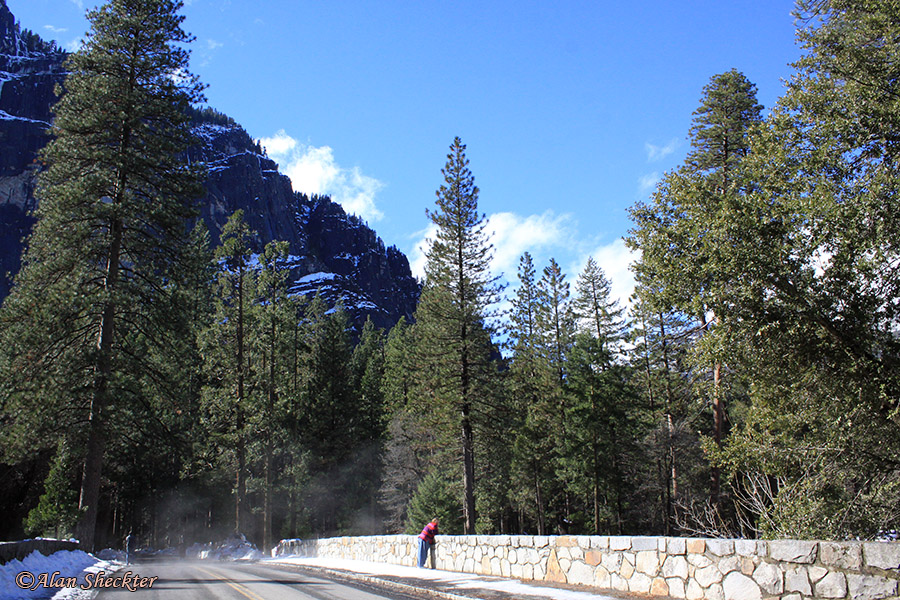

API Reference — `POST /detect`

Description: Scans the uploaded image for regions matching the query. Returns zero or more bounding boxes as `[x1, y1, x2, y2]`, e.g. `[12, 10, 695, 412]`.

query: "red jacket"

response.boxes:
[418, 521, 438, 544]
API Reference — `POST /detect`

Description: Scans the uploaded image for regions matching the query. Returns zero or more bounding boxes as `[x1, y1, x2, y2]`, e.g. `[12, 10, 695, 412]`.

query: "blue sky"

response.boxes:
[9, 0, 802, 309]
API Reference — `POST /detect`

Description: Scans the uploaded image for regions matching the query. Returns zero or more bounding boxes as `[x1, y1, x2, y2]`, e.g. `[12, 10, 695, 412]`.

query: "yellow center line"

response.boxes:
[195, 565, 267, 600]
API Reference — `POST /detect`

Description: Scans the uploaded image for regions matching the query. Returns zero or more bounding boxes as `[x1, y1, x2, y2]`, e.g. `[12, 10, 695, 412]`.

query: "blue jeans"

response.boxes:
[417, 538, 430, 568]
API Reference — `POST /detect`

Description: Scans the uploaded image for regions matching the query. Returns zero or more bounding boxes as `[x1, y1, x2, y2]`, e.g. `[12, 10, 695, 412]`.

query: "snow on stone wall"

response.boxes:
[275, 534, 900, 600]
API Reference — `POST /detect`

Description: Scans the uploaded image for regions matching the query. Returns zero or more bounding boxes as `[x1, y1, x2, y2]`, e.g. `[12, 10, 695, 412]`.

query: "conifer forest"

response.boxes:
[1, 0, 899, 551]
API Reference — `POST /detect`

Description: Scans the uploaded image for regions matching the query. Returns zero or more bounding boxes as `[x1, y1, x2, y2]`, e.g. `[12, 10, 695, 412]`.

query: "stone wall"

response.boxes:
[275, 535, 900, 600]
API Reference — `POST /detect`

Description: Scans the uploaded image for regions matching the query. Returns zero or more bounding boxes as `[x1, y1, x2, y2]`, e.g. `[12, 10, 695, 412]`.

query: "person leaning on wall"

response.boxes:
[416, 517, 438, 568]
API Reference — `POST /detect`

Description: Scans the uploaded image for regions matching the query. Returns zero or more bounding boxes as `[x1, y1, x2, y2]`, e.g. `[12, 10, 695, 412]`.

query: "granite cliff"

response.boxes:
[0, 0, 419, 329]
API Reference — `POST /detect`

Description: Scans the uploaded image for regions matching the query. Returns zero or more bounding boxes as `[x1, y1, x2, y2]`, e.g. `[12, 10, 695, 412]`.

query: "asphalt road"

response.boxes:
[93, 560, 429, 600]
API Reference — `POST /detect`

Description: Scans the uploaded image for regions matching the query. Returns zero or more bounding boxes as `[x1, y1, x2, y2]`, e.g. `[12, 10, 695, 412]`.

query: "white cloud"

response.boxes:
[69, 0, 83, 9]
[407, 211, 572, 283]
[569, 238, 639, 312]
[260, 130, 384, 223]
[65, 37, 85, 53]
[645, 138, 679, 162]
[44, 25, 68, 33]
[485, 211, 572, 279]
[408, 223, 438, 281]
[638, 172, 659, 196]
[206, 39, 223, 51]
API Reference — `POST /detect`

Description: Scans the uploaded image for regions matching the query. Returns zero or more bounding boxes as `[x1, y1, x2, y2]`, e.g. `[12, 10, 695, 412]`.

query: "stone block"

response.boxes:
[808, 565, 827, 583]
[668, 537, 687, 555]
[820, 541, 863, 570]
[734, 540, 757, 557]
[814, 571, 847, 599]
[508, 548, 518, 563]
[695, 565, 723, 587]
[510, 562, 523, 578]
[686, 539, 707, 554]
[632, 536, 659, 552]
[601, 552, 623, 572]
[651, 577, 669, 596]
[667, 577, 687, 599]
[611, 573, 629, 592]
[621, 558, 635, 579]
[751, 561, 782, 595]
[659, 537, 667, 552]
[663, 555, 689, 579]
[591, 536, 609, 549]
[689, 553, 715, 569]
[522, 563, 534, 580]
[846, 573, 897, 600]
[706, 539, 735, 556]
[864, 542, 900, 571]
[568, 561, 594, 586]
[585, 549, 603, 566]
[722, 572, 762, 600]
[636, 550, 661, 576]
[784, 567, 811, 596]
[559, 557, 571, 572]
[610, 536, 632, 551]
[534, 536, 550, 548]
[630, 572, 653, 593]
[594, 565, 611, 588]
[545, 548, 566, 583]
[686, 578, 704, 600]
[706, 583, 725, 600]
[556, 535, 577, 547]
[717, 556, 741, 574]
[767, 540, 817, 564]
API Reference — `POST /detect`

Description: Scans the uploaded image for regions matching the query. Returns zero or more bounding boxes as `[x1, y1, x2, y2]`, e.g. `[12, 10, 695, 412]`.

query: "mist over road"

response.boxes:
[93, 560, 429, 600]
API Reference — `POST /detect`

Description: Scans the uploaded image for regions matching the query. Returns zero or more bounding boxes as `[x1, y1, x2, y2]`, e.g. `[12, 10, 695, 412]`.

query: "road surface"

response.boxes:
[93, 560, 429, 600]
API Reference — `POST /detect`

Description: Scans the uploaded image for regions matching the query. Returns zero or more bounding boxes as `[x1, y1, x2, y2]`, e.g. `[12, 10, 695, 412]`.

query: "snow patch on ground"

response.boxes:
[0, 549, 116, 600]
[267, 556, 619, 600]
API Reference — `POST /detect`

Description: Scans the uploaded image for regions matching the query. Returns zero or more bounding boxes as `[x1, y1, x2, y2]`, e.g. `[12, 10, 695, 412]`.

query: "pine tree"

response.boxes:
[573, 257, 625, 359]
[415, 137, 502, 534]
[200, 210, 257, 536]
[537, 258, 576, 384]
[710, 0, 900, 538]
[0, 0, 205, 550]
[627, 70, 762, 513]
[507, 253, 557, 534]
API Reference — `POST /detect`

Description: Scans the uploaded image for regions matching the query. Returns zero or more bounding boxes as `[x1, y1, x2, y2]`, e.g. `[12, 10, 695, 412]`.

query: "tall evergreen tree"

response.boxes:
[200, 211, 257, 535]
[711, 0, 900, 538]
[627, 69, 762, 513]
[573, 257, 625, 358]
[537, 258, 576, 385]
[415, 137, 502, 534]
[0, 0, 205, 549]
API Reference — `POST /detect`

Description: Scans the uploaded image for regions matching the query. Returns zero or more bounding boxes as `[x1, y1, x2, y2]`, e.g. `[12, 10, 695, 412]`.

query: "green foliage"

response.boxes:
[405, 470, 464, 535]
[24, 440, 80, 538]
[412, 137, 505, 534]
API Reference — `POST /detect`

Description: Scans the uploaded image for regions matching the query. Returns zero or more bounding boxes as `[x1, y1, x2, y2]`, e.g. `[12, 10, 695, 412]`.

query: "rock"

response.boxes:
[863, 542, 900, 571]
[722, 572, 762, 600]
[751, 561, 783, 595]
[767, 540, 817, 564]
[820, 541, 863, 570]
[814, 571, 847, 599]
[846, 573, 897, 600]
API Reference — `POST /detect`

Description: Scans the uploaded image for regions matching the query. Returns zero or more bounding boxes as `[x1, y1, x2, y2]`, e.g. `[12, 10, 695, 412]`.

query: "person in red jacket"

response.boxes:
[417, 517, 438, 568]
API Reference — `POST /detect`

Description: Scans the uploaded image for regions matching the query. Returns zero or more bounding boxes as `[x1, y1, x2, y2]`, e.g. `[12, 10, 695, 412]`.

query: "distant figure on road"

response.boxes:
[417, 517, 438, 568]
[125, 532, 134, 565]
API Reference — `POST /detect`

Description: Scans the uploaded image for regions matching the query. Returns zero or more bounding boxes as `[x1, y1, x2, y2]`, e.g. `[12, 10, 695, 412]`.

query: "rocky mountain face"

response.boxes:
[0, 1, 419, 329]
